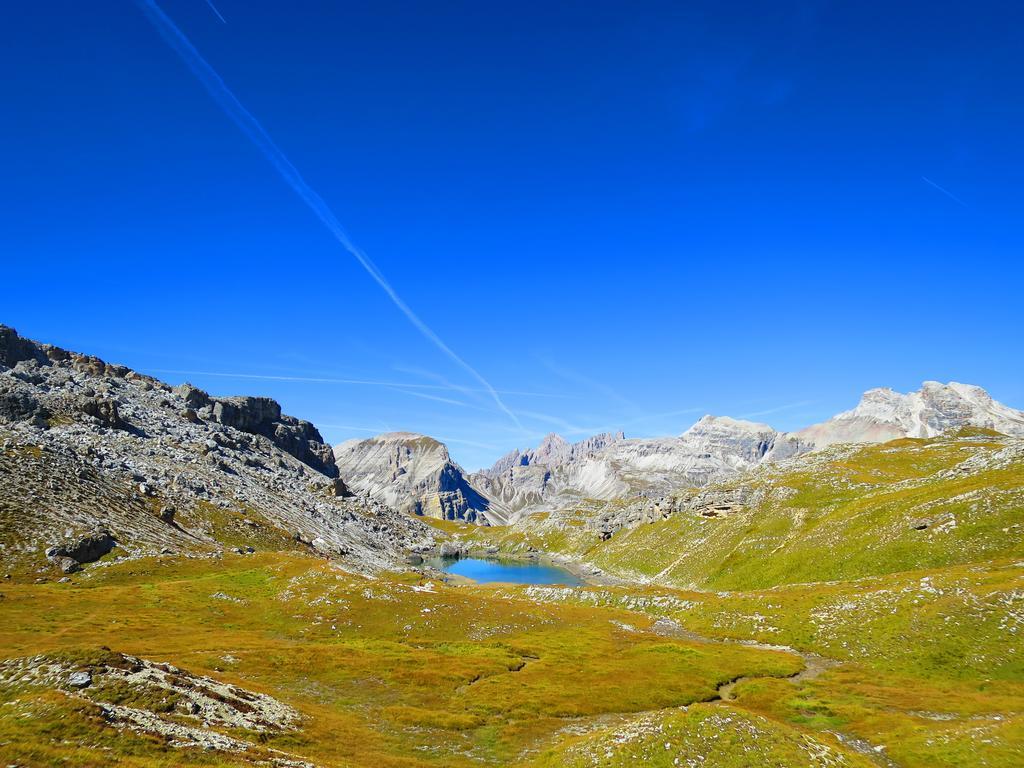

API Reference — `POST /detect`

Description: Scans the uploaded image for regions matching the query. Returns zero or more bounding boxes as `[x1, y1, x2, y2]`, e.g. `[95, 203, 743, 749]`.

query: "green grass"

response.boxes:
[3, 546, 1021, 766]
[0, 552, 805, 767]
[457, 433, 1024, 591]
[530, 702, 879, 767]
[2, 432, 1022, 766]
[507, 556, 1024, 767]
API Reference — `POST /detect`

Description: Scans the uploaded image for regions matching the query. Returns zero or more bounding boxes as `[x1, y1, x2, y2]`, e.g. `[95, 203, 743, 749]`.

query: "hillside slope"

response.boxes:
[455, 428, 1024, 590]
[0, 325, 431, 579]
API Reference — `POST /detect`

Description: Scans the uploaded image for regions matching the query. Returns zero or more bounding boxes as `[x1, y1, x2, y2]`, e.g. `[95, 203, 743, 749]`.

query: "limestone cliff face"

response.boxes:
[333, 433, 501, 524]
[796, 382, 1024, 447]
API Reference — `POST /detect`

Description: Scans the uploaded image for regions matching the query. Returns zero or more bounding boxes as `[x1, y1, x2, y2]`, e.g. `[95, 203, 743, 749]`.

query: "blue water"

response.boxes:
[427, 557, 583, 586]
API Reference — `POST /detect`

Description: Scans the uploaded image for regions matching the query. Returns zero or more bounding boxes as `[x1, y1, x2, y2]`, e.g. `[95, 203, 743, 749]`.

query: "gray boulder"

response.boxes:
[79, 397, 126, 430]
[53, 556, 80, 574]
[46, 530, 116, 565]
[439, 542, 461, 558]
[0, 387, 50, 427]
[176, 383, 211, 409]
[67, 671, 92, 688]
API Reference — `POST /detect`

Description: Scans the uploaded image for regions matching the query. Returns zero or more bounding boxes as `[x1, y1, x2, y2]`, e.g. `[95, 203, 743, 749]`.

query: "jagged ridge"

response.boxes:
[0, 325, 432, 577]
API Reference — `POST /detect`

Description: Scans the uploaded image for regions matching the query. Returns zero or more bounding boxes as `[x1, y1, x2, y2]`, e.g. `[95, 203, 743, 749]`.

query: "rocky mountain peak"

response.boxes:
[538, 431, 569, 450]
[679, 414, 792, 465]
[798, 381, 1024, 447]
[333, 431, 498, 524]
[375, 431, 448, 453]
[532, 433, 572, 465]
[487, 448, 524, 476]
[684, 415, 775, 436]
[485, 430, 626, 476]
[329, 380, 1023, 527]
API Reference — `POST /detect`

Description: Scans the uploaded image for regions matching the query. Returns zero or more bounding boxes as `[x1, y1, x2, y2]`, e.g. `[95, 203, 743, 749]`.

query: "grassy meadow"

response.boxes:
[1, 431, 1022, 766]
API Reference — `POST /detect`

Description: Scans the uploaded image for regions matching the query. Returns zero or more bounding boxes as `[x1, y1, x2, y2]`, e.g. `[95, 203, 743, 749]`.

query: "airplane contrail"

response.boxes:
[202, 0, 226, 24]
[132, 0, 523, 429]
[921, 176, 968, 207]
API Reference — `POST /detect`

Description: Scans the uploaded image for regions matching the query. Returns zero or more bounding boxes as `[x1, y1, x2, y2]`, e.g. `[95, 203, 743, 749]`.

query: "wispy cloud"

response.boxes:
[385, 387, 490, 411]
[500, 404, 710, 445]
[146, 367, 564, 398]
[539, 356, 642, 413]
[434, 435, 506, 451]
[390, 365, 479, 404]
[317, 424, 390, 434]
[133, 0, 521, 429]
[202, 0, 226, 24]
[921, 176, 968, 207]
[514, 409, 594, 435]
[515, 411, 651, 439]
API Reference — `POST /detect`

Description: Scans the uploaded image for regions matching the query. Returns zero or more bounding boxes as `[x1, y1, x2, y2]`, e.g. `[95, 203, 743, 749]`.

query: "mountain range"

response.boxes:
[5, 319, 1024, 546]
[334, 381, 1024, 524]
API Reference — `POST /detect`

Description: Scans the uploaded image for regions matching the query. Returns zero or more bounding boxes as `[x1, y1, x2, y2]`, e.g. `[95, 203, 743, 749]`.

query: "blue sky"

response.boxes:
[3, 1, 1022, 469]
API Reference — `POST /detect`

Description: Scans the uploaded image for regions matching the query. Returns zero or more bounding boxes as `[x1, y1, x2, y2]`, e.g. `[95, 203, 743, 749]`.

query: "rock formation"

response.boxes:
[196, 390, 337, 476]
[0, 325, 432, 577]
[796, 381, 1024, 447]
[333, 432, 502, 524]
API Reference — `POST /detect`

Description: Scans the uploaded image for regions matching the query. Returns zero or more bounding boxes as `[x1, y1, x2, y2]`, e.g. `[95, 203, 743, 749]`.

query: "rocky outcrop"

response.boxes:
[0, 325, 433, 576]
[214, 396, 338, 478]
[45, 529, 117, 564]
[79, 396, 127, 430]
[169, 388, 338, 477]
[0, 386, 50, 427]
[0, 325, 45, 368]
[333, 432, 502, 524]
[1, 331, 339, 477]
[582, 483, 780, 542]
[797, 381, 1024, 447]
[0, 651, 301, 751]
